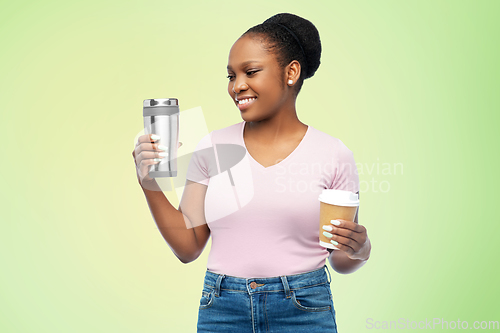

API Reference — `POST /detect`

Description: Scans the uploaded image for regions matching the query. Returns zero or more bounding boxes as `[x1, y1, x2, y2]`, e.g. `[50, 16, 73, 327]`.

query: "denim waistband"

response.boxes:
[203, 265, 332, 297]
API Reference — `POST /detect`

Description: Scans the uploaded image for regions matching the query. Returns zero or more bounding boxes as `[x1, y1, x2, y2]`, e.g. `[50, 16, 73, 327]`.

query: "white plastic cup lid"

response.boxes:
[318, 189, 359, 207]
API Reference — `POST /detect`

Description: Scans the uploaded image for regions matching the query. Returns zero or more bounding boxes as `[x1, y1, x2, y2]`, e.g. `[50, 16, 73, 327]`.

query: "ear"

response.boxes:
[286, 60, 301, 83]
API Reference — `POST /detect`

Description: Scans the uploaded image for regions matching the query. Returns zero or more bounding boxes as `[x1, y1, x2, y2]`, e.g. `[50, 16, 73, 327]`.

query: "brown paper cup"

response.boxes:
[318, 190, 359, 250]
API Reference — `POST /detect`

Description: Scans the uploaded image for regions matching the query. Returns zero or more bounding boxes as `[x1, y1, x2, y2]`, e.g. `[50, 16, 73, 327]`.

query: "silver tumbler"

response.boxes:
[143, 98, 179, 178]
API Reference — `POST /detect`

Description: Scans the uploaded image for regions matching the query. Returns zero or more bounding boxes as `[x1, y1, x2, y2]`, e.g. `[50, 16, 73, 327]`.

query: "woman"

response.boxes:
[133, 13, 371, 333]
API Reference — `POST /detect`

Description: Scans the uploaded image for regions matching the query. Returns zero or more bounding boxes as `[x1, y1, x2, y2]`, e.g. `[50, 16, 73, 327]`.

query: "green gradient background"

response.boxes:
[1, 0, 499, 332]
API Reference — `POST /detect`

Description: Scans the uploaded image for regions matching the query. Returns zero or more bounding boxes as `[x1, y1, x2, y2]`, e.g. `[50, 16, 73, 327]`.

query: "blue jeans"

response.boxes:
[197, 265, 338, 332]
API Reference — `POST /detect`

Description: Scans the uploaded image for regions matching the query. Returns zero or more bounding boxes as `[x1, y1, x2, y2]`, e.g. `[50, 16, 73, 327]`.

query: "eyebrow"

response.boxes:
[227, 60, 261, 70]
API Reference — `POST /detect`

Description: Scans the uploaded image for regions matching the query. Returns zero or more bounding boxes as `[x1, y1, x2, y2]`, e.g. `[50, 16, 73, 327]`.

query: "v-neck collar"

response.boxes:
[240, 121, 310, 171]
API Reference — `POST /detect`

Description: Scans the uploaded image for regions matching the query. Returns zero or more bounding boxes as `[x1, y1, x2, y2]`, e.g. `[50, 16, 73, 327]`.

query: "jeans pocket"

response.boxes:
[291, 284, 332, 312]
[199, 284, 215, 310]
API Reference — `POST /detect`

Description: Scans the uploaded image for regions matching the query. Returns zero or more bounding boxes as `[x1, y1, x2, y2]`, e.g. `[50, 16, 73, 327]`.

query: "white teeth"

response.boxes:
[238, 97, 256, 105]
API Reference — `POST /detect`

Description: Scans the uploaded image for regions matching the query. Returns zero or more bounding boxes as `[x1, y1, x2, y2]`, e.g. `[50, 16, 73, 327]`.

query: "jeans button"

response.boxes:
[250, 282, 257, 289]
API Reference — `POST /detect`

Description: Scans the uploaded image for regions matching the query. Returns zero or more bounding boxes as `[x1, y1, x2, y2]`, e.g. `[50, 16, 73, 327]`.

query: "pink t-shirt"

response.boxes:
[186, 121, 359, 278]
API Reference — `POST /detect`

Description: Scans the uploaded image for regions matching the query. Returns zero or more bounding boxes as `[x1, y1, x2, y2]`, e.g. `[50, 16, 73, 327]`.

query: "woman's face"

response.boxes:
[227, 35, 290, 122]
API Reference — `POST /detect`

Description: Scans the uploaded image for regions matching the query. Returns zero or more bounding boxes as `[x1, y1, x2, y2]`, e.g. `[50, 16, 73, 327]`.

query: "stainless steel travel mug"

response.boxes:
[143, 98, 179, 178]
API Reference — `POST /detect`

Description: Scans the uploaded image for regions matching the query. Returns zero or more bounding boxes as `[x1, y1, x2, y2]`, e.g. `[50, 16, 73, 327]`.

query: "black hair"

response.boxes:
[242, 13, 322, 97]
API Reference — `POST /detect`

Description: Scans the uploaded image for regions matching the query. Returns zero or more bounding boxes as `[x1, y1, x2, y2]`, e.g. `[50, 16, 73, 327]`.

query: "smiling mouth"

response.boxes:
[237, 97, 257, 111]
[237, 97, 257, 105]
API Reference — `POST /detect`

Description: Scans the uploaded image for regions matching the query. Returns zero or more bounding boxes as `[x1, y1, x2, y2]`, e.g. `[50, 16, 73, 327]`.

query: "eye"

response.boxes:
[227, 70, 259, 81]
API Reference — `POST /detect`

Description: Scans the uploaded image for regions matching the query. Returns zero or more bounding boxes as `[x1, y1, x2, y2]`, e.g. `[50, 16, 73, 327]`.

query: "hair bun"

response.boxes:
[263, 13, 321, 79]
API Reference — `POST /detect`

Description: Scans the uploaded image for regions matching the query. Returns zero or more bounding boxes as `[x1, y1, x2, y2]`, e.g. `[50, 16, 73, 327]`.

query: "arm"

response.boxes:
[328, 192, 371, 274]
[141, 179, 210, 264]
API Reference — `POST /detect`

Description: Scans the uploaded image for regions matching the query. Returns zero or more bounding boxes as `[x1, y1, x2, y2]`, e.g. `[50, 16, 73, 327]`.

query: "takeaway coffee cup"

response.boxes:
[318, 189, 359, 250]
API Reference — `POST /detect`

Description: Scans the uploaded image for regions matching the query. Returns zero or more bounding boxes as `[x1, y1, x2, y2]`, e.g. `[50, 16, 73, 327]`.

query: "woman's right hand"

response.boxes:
[132, 134, 165, 188]
[132, 134, 182, 189]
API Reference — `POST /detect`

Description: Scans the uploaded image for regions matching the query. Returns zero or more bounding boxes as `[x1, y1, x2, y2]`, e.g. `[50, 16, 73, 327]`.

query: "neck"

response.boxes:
[244, 100, 306, 144]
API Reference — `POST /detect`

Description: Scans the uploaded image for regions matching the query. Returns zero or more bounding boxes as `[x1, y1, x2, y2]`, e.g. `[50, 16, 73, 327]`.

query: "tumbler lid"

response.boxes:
[143, 98, 178, 107]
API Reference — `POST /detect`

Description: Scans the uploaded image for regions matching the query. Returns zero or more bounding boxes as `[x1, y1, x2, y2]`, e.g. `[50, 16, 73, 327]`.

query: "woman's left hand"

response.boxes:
[324, 219, 371, 261]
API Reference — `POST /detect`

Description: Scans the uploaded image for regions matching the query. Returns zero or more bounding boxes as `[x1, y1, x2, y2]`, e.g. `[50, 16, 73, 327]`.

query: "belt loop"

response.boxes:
[214, 273, 225, 298]
[324, 264, 331, 284]
[280, 276, 292, 299]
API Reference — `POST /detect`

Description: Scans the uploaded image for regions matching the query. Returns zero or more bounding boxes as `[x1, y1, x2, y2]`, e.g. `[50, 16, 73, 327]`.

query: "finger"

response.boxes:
[178, 141, 183, 148]
[134, 134, 158, 161]
[323, 225, 357, 242]
[324, 224, 367, 242]
[133, 134, 168, 171]
[139, 150, 168, 160]
[133, 145, 164, 169]
[333, 233, 365, 253]
[136, 133, 161, 147]
[322, 228, 363, 251]
[330, 219, 365, 233]
[332, 241, 356, 257]
[136, 150, 166, 168]
[138, 157, 162, 179]
[139, 157, 161, 170]
[323, 232, 358, 256]
[134, 141, 165, 164]
[322, 224, 367, 252]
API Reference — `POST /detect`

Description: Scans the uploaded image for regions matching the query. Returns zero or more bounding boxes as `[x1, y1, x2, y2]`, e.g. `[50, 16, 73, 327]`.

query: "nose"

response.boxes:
[232, 77, 248, 94]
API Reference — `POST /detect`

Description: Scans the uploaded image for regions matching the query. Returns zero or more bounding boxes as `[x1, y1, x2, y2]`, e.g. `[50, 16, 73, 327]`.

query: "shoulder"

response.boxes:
[307, 125, 353, 154]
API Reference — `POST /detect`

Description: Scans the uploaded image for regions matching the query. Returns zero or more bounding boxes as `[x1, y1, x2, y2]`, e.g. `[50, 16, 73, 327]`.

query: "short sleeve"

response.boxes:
[329, 140, 360, 194]
[186, 132, 214, 186]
